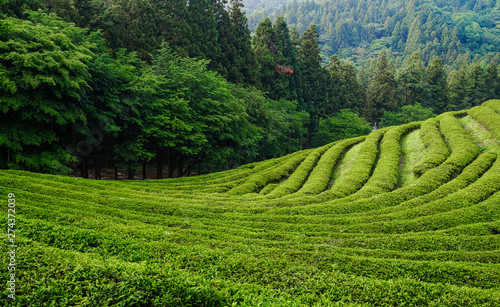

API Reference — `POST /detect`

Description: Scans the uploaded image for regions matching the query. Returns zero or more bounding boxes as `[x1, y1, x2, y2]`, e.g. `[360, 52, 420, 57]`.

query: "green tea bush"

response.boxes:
[3, 104, 500, 306]
[413, 118, 450, 175]
[294, 136, 365, 196]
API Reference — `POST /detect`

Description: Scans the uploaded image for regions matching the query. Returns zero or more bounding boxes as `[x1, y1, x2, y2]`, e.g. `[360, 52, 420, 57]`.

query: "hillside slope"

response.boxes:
[2, 100, 500, 305]
[247, 0, 500, 68]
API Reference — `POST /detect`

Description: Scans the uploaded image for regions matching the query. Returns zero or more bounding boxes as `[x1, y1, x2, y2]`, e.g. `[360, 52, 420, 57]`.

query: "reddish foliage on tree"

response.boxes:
[274, 65, 294, 74]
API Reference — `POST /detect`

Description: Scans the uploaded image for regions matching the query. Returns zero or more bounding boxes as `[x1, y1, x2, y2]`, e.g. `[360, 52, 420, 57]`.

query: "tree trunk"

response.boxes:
[156, 161, 163, 179]
[198, 162, 202, 176]
[167, 149, 176, 178]
[168, 158, 175, 178]
[177, 159, 183, 178]
[156, 149, 164, 179]
[306, 123, 311, 149]
[81, 157, 88, 179]
[127, 169, 134, 180]
[114, 166, 118, 180]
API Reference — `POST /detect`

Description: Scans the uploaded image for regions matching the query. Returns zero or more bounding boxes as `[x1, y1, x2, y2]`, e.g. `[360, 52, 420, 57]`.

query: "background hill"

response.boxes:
[2, 100, 500, 305]
[245, 0, 500, 69]
[1, 1, 499, 180]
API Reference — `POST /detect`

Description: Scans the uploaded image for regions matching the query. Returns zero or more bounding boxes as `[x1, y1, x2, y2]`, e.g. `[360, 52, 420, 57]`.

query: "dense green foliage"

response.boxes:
[249, 0, 500, 69]
[381, 103, 435, 127]
[2, 1, 500, 304]
[312, 109, 372, 147]
[2, 101, 500, 305]
[3, 1, 500, 176]
[0, 6, 314, 177]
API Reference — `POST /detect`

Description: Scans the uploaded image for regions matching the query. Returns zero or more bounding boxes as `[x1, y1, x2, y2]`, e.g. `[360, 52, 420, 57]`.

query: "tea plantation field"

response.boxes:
[2, 100, 500, 306]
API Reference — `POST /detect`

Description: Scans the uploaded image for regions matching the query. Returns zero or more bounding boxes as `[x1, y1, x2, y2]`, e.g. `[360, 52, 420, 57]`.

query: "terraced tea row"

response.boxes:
[2, 100, 500, 306]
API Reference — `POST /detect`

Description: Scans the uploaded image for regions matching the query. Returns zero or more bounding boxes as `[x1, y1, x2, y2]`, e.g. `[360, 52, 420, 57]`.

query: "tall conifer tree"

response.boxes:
[483, 62, 500, 101]
[365, 50, 399, 127]
[397, 52, 429, 106]
[188, 0, 223, 73]
[299, 24, 332, 148]
[274, 16, 301, 102]
[252, 17, 280, 99]
[229, 0, 257, 85]
[426, 56, 448, 113]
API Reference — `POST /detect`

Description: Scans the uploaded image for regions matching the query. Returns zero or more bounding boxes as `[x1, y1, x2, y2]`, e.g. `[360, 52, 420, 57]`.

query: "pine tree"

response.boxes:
[211, 0, 233, 78]
[365, 50, 399, 127]
[299, 24, 332, 148]
[274, 16, 301, 102]
[426, 56, 448, 113]
[397, 52, 429, 106]
[154, 0, 192, 57]
[447, 64, 471, 111]
[483, 62, 500, 101]
[229, 0, 258, 85]
[252, 17, 280, 99]
[468, 63, 485, 107]
[326, 56, 364, 114]
[188, 0, 223, 73]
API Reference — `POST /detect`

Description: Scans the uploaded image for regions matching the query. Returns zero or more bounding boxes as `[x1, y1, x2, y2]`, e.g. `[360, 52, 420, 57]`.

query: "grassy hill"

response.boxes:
[2, 100, 500, 306]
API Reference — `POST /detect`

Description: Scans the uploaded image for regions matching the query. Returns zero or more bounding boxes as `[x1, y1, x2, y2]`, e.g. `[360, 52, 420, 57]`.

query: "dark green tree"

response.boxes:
[0, 0, 42, 18]
[299, 24, 332, 148]
[228, 0, 258, 85]
[0, 11, 94, 174]
[188, 0, 223, 73]
[365, 50, 399, 127]
[468, 63, 486, 107]
[152, 0, 193, 57]
[326, 55, 364, 114]
[426, 56, 448, 113]
[101, 0, 158, 60]
[211, 0, 233, 79]
[483, 62, 500, 101]
[252, 17, 280, 99]
[397, 52, 429, 106]
[447, 64, 471, 111]
[274, 16, 301, 102]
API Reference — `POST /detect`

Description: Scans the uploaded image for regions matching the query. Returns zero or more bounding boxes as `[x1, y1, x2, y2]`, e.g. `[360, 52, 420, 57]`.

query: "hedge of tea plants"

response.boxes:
[1, 103, 500, 306]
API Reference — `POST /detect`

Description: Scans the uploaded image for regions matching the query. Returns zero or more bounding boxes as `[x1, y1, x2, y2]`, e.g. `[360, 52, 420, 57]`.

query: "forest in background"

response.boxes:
[1, 0, 500, 179]
[246, 0, 500, 69]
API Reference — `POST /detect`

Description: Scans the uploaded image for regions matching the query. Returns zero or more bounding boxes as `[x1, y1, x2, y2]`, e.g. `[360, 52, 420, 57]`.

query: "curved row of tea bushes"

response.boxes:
[291, 136, 366, 196]
[322, 128, 386, 199]
[5, 103, 500, 306]
[359, 151, 497, 217]
[469, 105, 500, 140]
[282, 116, 479, 215]
[266, 123, 419, 207]
[225, 143, 339, 200]
[279, 151, 498, 232]
[262, 142, 341, 198]
[482, 99, 500, 113]
[413, 118, 450, 175]
[259, 183, 278, 195]
[435, 114, 480, 172]
[340, 122, 421, 198]
[339, 158, 500, 234]
[227, 150, 311, 195]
